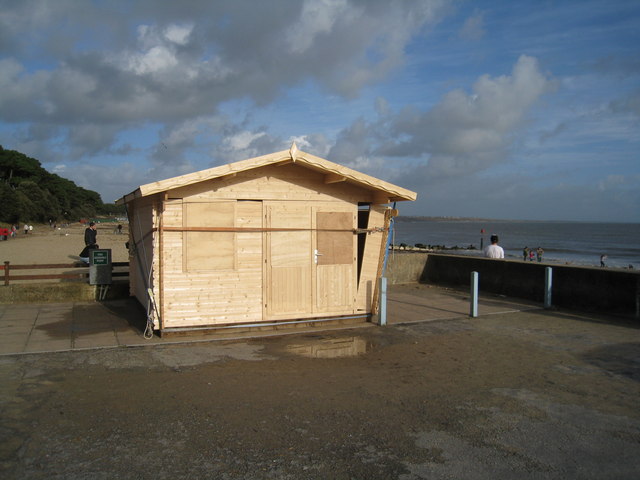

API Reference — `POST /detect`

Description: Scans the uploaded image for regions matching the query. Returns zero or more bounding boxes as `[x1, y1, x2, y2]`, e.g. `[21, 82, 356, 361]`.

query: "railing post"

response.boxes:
[470, 271, 478, 318]
[544, 267, 553, 309]
[4, 261, 9, 286]
[377, 276, 387, 326]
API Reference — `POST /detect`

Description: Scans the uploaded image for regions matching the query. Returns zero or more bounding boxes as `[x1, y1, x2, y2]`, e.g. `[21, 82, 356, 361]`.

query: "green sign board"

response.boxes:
[93, 251, 109, 265]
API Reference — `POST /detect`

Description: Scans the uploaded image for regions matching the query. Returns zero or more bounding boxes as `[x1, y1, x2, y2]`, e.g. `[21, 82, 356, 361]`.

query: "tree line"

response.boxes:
[0, 145, 125, 224]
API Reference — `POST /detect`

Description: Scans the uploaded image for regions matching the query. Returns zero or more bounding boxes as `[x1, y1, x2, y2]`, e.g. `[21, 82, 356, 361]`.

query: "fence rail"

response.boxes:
[2, 261, 129, 286]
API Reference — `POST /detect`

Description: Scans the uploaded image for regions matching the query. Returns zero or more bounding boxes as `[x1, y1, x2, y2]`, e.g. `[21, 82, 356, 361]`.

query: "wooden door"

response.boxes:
[265, 202, 356, 320]
[315, 209, 356, 314]
[265, 203, 313, 318]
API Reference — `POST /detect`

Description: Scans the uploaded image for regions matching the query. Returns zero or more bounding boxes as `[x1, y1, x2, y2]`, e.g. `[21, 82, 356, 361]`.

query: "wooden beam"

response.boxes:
[324, 173, 347, 184]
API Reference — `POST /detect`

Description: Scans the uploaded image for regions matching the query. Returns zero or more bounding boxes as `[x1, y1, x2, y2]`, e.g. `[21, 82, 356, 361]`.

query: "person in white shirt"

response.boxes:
[484, 234, 504, 259]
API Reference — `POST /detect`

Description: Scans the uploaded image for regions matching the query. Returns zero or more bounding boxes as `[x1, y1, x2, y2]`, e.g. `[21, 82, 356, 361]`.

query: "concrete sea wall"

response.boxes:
[386, 252, 640, 316]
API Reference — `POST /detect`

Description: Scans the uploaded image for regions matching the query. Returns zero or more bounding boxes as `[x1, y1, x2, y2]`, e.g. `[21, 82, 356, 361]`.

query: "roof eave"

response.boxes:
[116, 144, 417, 203]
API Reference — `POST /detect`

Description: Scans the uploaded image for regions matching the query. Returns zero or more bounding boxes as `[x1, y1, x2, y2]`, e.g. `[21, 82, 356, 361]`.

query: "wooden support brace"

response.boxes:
[324, 173, 347, 184]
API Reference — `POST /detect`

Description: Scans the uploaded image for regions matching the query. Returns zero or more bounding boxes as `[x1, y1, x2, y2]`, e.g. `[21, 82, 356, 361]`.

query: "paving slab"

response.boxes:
[0, 285, 546, 356]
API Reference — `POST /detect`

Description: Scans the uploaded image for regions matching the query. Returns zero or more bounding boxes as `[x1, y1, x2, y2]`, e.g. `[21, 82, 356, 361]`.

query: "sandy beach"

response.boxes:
[0, 222, 130, 265]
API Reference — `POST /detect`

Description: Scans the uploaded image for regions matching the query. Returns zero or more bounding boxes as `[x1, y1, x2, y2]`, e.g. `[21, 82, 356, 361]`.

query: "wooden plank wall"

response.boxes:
[127, 198, 157, 320]
[355, 205, 387, 311]
[169, 164, 373, 204]
[161, 199, 263, 327]
[133, 164, 392, 329]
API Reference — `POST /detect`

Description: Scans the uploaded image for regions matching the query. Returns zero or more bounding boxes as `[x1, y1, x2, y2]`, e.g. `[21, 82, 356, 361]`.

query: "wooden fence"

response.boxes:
[2, 261, 129, 286]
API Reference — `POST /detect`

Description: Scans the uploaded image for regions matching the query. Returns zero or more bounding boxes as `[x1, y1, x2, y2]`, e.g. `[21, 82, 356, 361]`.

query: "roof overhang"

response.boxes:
[116, 142, 417, 205]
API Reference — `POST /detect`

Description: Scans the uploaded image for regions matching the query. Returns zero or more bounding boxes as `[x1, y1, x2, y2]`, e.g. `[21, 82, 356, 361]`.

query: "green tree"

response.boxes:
[0, 183, 20, 223]
[0, 146, 106, 224]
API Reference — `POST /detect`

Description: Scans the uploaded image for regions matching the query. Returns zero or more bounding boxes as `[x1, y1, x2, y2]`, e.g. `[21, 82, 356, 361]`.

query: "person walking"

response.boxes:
[600, 254, 607, 268]
[484, 234, 504, 259]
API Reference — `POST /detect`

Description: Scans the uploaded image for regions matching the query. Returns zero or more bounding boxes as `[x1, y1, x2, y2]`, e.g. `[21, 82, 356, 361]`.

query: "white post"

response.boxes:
[544, 267, 553, 309]
[378, 276, 387, 326]
[470, 271, 479, 318]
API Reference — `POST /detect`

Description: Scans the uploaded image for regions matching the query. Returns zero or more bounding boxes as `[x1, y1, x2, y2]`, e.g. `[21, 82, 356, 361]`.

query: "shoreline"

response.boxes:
[390, 245, 637, 271]
[0, 222, 633, 271]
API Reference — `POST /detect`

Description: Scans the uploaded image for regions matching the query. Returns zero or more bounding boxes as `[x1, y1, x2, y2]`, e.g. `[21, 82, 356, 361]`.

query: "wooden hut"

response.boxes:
[116, 143, 416, 335]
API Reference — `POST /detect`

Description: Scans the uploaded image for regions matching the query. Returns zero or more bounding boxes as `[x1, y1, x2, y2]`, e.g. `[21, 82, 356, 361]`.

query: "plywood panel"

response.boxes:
[184, 201, 235, 271]
[317, 211, 353, 265]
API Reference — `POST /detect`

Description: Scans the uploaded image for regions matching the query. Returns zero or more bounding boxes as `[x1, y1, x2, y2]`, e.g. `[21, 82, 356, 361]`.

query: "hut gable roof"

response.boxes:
[116, 143, 416, 204]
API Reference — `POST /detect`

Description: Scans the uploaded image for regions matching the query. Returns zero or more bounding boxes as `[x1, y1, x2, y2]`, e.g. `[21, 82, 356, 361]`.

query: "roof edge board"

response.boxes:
[295, 151, 417, 201]
[117, 145, 417, 203]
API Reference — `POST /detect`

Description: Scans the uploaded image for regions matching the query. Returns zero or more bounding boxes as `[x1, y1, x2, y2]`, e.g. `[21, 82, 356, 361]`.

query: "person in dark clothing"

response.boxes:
[84, 222, 98, 247]
[80, 222, 99, 262]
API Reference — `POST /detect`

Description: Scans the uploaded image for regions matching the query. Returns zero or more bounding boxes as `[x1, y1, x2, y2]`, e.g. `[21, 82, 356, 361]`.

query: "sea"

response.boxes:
[392, 217, 640, 270]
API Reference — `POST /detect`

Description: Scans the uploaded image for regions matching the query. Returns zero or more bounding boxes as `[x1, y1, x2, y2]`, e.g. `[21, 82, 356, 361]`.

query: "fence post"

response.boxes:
[544, 267, 553, 309]
[3, 261, 9, 286]
[470, 271, 478, 318]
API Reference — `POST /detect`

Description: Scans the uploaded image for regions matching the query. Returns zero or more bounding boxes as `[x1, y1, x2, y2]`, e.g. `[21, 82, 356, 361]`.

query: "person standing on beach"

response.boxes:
[536, 247, 544, 262]
[79, 222, 99, 263]
[484, 234, 504, 259]
[523, 247, 529, 261]
[84, 222, 98, 248]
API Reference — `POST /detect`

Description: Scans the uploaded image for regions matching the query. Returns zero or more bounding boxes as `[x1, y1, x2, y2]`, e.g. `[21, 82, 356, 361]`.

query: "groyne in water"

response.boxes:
[387, 252, 640, 317]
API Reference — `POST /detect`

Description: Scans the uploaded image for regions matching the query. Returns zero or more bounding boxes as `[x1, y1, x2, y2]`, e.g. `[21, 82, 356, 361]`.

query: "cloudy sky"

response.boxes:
[1, 0, 638, 221]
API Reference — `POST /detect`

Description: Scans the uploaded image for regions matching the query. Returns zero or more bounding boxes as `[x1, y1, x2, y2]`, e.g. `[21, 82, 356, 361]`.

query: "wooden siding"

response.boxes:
[355, 205, 387, 311]
[125, 161, 403, 331]
[127, 197, 157, 321]
[168, 164, 374, 204]
[160, 199, 263, 327]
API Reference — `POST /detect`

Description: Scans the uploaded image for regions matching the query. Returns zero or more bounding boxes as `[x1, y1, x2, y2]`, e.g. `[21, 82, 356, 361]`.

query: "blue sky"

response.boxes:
[1, 0, 638, 221]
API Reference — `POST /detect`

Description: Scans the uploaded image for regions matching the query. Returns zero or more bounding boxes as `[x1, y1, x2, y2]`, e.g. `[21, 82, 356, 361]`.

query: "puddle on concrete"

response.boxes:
[286, 336, 370, 358]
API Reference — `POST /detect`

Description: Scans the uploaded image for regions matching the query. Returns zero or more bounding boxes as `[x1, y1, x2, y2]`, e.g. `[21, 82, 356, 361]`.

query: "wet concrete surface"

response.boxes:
[0, 284, 539, 356]
[0, 287, 639, 479]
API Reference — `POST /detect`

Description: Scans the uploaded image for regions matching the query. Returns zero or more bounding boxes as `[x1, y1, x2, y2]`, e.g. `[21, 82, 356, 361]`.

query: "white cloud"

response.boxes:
[164, 24, 193, 45]
[325, 55, 555, 183]
[224, 131, 266, 151]
[386, 55, 555, 177]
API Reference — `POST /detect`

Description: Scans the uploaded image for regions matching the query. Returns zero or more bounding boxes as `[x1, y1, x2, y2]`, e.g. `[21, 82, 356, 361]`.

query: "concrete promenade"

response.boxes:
[1, 285, 639, 479]
[0, 284, 539, 355]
